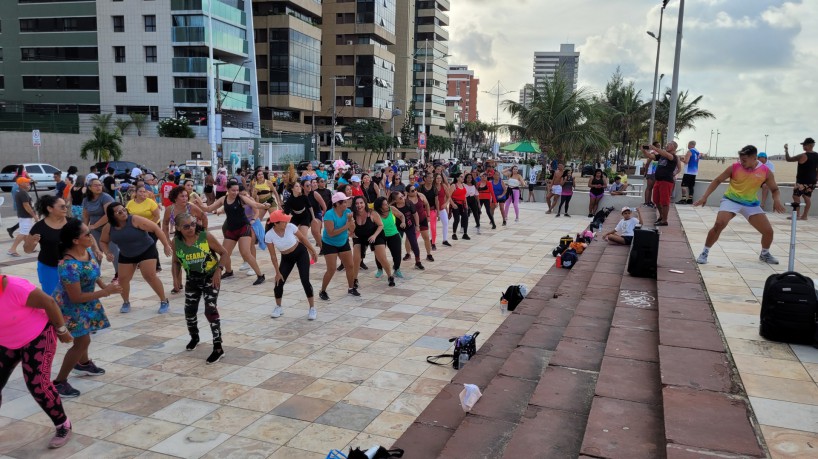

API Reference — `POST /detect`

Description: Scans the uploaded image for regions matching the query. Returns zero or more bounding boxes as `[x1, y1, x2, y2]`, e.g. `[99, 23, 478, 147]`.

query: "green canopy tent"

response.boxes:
[501, 140, 541, 161]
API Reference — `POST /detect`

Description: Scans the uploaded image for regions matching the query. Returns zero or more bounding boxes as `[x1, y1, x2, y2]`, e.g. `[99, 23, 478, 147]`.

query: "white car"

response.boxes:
[372, 160, 392, 172]
[0, 163, 62, 191]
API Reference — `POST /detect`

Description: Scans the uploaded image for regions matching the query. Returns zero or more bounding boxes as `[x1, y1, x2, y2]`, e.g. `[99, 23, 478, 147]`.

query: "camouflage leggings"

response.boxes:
[184, 272, 222, 345]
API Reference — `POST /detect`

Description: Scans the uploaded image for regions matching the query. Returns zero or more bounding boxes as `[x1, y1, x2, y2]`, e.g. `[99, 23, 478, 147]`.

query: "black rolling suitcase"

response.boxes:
[628, 228, 659, 278]
[759, 203, 818, 345]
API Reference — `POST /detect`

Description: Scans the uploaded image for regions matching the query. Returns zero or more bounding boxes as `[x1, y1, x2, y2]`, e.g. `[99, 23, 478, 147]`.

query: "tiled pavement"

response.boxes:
[679, 204, 818, 459]
[0, 203, 594, 458]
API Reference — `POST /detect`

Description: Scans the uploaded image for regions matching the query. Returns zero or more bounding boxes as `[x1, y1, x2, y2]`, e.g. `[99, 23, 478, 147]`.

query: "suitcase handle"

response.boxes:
[776, 271, 814, 285]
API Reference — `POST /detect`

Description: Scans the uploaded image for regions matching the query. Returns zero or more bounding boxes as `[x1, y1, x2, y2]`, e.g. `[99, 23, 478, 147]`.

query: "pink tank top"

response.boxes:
[0, 275, 47, 349]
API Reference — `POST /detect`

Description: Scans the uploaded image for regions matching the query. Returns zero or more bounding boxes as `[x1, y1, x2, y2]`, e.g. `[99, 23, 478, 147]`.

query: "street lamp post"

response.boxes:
[483, 81, 513, 159]
[330, 76, 345, 163]
[764, 134, 769, 152]
[708, 129, 714, 155]
[715, 129, 721, 157]
[666, 0, 685, 142]
[647, 0, 668, 146]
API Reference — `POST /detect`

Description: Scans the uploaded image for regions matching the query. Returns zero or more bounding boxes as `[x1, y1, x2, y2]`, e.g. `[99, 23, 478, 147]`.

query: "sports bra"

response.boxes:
[354, 214, 377, 240]
[223, 196, 247, 230]
[451, 185, 467, 204]
[255, 181, 271, 195]
[421, 185, 437, 210]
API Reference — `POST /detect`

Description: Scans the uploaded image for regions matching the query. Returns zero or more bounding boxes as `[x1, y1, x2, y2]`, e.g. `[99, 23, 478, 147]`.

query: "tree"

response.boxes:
[157, 117, 195, 138]
[129, 113, 148, 136]
[400, 100, 416, 146]
[654, 89, 715, 145]
[91, 113, 112, 130]
[596, 69, 650, 165]
[504, 70, 609, 165]
[114, 118, 132, 135]
[80, 127, 123, 162]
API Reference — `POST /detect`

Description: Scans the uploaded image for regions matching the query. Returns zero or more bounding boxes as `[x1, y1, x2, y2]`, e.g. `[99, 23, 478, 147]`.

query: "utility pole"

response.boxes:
[647, 0, 668, 146]
[715, 129, 721, 157]
[312, 100, 317, 161]
[666, 0, 685, 142]
[764, 134, 769, 152]
[483, 81, 513, 159]
[330, 76, 344, 163]
[420, 38, 429, 165]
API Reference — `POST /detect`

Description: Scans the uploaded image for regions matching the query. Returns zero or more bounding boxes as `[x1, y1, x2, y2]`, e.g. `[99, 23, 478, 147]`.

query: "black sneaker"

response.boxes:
[7, 228, 14, 239]
[221, 271, 234, 279]
[359, 261, 368, 270]
[415, 262, 425, 270]
[73, 360, 105, 376]
[462, 234, 470, 240]
[54, 381, 80, 398]
[588, 213, 594, 218]
[253, 274, 266, 285]
[403, 253, 411, 261]
[348, 287, 361, 297]
[426, 254, 435, 262]
[319, 290, 330, 301]
[388, 276, 395, 287]
[353, 278, 359, 289]
[452, 234, 458, 240]
[564, 214, 571, 218]
[676, 199, 688, 204]
[186, 335, 199, 351]
[432, 243, 437, 251]
[442, 241, 452, 247]
[206, 347, 224, 365]
[491, 223, 497, 229]
[503, 220, 507, 226]
[337, 263, 345, 271]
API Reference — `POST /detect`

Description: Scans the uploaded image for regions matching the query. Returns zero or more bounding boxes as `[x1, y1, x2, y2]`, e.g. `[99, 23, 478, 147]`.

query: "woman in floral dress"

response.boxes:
[51, 219, 121, 398]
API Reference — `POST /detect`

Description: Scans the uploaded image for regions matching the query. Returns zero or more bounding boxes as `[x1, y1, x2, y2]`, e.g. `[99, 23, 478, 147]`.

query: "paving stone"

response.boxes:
[469, 375, 537, 423]
[452, 354, 506, 389]
[611, 307, 659, 332]
[563, 314, 612, 343]
[595, 357, 661, 405]
[658, 298, 716, 323]
[657, 280, 708, 302]
[502, 406, 587, 459]
[663, 386, 765, 457]
[550, 337, 607, 372]
[574, 300, 617, 320]
[659, 345, 734, 392]
[519, 323, 564, 351]
[392, 422, 454, 459]
[480, 332, 523, 359]
[619, 275, 657, 291]
[495, 312, 536, 335]
[513, 298, 547, 316]
[529, 366, 598, 414]
[605, 327, 660, 363]
[580, 396, 665, 458]
[413, 383, 468, 430]
[657, 267, 701, 283]
[659, 317, 726, 353]
[535, 306, 576, 327]
[666, 443, 763, 459]
[590, 272, 623, 287]
[438, 415, 517, 459]
[499, 346, 552, 381]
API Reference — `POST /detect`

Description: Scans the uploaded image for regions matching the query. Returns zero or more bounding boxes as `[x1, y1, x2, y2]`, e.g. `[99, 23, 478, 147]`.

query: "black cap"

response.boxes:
[801, 137, 815, 145]
[738, 145, 758, 156]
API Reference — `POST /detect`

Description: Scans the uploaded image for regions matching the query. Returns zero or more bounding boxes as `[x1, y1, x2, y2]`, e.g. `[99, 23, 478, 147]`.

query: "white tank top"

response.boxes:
[264, 223, 299, 252]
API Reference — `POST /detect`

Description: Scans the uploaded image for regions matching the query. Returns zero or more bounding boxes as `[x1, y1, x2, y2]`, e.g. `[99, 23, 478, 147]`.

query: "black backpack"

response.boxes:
[760, 272, 818, 345]
[501, 285, 525, 311]
[427, 332, 480, 370]
[561, 248, 578, 269]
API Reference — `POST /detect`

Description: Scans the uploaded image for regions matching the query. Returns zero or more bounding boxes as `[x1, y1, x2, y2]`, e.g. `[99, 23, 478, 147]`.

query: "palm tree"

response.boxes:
[444, 120, 456, 155]
[90, 113, 113, 130]
[597, 70, 650, 165]
[654, 89, 715, 145]
[129, 113, 148, 136]
[504, 71, 609, 164]
[114, 118, 132, 135]
[80, 127, 123, 162]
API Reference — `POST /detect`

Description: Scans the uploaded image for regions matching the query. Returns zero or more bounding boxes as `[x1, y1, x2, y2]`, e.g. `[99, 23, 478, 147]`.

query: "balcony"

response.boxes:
[219, 91, 252, 112]
[172, 27, 249, 57]
[171, 0, 247, 26]
[172, 58, 251, 84]
[173, 88, 208, 105]
[172, 26, 206, 44]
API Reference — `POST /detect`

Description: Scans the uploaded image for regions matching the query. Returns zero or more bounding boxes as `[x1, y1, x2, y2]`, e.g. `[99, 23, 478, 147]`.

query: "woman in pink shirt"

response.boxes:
[0, 274, 74, 449]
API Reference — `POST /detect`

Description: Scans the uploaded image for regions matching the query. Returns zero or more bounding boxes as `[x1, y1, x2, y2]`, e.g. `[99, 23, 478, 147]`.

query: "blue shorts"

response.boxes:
[38, 262, 59, 296]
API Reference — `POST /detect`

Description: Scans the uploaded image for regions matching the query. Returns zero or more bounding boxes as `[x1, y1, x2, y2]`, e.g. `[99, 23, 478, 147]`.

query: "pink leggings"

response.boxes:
[504, 188, 521, 219]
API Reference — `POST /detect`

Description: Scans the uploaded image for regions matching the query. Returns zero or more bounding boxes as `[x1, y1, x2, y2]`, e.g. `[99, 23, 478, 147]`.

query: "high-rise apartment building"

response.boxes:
[533, 43, 579, 91]
[252, 0, 322, 135]
[519, 83, 534, 108]
[0, 0, 260, 140]
[411, 0, 449, 137]
[320, 0, 397, 139]
[446, 64, 478, 123]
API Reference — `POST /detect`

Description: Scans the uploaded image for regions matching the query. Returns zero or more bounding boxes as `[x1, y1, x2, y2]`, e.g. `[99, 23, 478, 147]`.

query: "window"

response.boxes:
[113, 16, 124, 32]
[19, 17, 96, 33]
[144, 46, 157, 63]
[0, 76, 4, 90]
[115, 76, 127, 92]
[256, 54, 267, 69]
[22, 76, 100, 90]
[258, 81, 267, 94]
[116, 105, 159, 121]
[114, 46, 125, 63]
[144, 15, 156, 32]
[22, 47, 98, 61]
[254, 28, 267, 43]
[145, 76, 158, 93]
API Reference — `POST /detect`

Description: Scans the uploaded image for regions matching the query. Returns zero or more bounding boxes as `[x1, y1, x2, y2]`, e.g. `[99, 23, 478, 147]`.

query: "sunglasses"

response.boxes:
[180, 223, 196, 230]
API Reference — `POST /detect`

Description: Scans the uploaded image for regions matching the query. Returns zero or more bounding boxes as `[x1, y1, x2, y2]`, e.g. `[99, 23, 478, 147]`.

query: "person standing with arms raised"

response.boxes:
[677, 140, 701, 205]
[784, 138, 818, 220]
[641, 141, 679, 226]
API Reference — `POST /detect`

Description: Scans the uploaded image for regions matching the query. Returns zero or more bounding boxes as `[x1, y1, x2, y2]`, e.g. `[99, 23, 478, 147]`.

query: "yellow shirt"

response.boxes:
[126, 198, 159, 222]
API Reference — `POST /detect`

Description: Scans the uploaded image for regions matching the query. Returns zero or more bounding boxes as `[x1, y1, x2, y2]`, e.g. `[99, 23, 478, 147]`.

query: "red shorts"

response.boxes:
[652, 181, 673, 206]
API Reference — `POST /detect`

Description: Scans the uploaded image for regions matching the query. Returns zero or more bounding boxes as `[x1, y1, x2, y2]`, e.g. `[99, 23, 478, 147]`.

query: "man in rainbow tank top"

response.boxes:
[693, 145, 785, 265]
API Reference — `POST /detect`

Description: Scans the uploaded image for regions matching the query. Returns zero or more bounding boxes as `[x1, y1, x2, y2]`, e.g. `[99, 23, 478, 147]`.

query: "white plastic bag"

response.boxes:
[519, 284, 529, 298]
[459, 384, 482, 412]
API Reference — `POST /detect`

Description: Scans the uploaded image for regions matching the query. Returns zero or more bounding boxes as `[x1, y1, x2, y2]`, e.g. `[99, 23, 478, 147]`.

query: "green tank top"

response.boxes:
[382, 210, 398, 237]
[175, 231, 218, 274]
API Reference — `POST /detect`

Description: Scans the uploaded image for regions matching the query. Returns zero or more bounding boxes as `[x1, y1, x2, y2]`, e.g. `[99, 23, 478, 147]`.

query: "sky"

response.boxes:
[447, 0, 817, 157]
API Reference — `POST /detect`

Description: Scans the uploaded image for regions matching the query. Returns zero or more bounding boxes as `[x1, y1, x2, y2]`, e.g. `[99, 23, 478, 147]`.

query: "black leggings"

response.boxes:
[452, 202, 469, 235]
[184, 272, 222, 345]
[558, 195, 573, 214]
[467, 196, 481, 228]
[274, 243, 314, 299]
[376, 233, 403, 272]
[480, 199, 496, 226]
[402, 228, 420, 260]
[0, 324, 67, 426]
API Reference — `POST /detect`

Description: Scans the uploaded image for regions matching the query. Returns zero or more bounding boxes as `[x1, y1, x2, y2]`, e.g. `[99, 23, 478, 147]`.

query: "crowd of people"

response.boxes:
[0, 158, 537, 449]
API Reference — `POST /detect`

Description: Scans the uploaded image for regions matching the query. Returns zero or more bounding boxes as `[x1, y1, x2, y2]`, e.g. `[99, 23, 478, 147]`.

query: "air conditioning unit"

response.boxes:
[344, 100, 352, 106]
[347, 41, 354, 45]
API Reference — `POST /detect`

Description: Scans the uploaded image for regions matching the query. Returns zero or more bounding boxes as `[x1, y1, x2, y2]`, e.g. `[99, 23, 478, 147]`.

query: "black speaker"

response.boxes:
[627, 228, 659, 278]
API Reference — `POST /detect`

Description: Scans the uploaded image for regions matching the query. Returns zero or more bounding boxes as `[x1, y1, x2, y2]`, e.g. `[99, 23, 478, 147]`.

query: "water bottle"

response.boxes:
[556, 253, 562, 268]
[458, 351, 469, 368]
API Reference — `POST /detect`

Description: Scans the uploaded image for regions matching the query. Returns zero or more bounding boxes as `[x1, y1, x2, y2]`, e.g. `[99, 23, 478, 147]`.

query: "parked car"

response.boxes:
[0, 163, 61, 191]
[581, 164, 595, 177]
[372, 160, 392, 172]
[94, 161, 154, 182]
[296, 160, 322, 173]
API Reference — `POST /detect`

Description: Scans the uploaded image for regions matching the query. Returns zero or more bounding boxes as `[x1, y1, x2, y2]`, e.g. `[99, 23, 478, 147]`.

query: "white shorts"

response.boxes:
[551, 185, 562, 195]
[18, 218, 34, 235]
[719, 199, 765, 219]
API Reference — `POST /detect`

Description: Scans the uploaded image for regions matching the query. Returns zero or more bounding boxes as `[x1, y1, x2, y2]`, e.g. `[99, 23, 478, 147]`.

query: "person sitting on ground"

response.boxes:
[607, 176, 629, 195]
[603, 206, 643, 245]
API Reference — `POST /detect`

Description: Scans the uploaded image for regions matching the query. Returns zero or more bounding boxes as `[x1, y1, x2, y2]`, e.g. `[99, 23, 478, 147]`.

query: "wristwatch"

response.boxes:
[56, 325, 68, 335]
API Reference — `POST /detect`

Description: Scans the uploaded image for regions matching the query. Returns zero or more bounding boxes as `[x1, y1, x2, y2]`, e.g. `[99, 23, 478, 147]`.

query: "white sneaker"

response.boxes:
[759, 252, 779, 265]
[476, 227, 481, 235]
[696, 252, 708, 264]
[271, 305, 283, 318]
[239, 262, 250, 271]
[246, 269, 256, 276]
[308, 307, 317, 321]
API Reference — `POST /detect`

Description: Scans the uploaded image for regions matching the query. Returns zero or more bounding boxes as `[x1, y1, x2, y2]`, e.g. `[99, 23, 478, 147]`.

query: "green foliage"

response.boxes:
[114, 118, 132, 135]
[80, 127, 123, 162]
[653, 89, 715, 145]
[157, 117, 195, 138]
[426, 135, 453, 158]
[91, 113, 113, 130]
[400, 100, 416, 145]
[129, 113, 148, 136]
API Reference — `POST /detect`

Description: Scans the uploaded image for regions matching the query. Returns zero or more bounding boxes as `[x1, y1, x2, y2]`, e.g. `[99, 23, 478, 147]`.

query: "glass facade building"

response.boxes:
[268, 28, 320, 101]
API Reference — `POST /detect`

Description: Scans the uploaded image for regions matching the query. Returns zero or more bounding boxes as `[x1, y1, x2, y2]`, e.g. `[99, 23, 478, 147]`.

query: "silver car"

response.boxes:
[0, 163, 62, 191]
